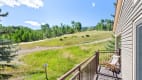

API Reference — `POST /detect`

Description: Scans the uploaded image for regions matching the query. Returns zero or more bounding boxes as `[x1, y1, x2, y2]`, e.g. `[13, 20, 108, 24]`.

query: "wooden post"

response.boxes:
[95, 51, 99, 74]
[43, 64, 48, 80]
[78, 66, 81, 80]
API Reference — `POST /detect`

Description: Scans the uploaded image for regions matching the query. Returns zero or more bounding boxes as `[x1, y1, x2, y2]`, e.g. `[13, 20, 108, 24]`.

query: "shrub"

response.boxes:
[86, 35, 90, 37]
[59, 38, 63, 41]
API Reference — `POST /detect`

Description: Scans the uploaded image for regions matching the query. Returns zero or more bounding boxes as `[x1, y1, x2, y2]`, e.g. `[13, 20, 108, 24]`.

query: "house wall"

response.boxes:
[115, 0, 142, 80]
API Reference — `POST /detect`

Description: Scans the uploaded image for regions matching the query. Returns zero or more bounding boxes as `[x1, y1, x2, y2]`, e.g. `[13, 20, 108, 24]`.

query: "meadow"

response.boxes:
[9, 31, 112, 80]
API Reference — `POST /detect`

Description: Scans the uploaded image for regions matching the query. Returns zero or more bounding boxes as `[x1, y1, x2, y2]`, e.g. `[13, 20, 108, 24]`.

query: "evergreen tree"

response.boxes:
[41, 24, 51, 38]
[105, 35, 115, 51]
[75, 22, 82, 32]
[0, 9, 8, 17]
[0, 9, 18, 80]
[71, 21, 82, 32]
[95, 19, 113, 31]
[0, 39, 17, 63]
[0, 9, 18, 65]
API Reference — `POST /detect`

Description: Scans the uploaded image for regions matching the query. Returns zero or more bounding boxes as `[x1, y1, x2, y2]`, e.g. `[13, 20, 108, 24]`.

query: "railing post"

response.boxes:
[118, 48, 121, 70]
[79, 66, 81, 80]
[95, 51, 99, 74]
[89, 62, 91, 80]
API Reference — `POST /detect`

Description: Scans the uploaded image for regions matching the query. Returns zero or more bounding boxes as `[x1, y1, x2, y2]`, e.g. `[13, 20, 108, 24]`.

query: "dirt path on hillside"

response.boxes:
[12, 38, 111, 66]
[18, 46, 63, 55]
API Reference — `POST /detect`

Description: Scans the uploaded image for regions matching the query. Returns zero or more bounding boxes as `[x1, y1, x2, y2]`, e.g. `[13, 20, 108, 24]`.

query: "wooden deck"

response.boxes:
[95, 66, 122, 80]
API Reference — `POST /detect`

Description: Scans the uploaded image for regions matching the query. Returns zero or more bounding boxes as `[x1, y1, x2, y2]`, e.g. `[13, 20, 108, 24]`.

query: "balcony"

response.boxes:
[58, 49, 122, 80]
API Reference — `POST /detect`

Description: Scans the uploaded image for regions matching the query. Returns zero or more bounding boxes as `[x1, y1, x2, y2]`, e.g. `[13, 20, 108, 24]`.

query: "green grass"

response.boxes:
[15, 41, 109, 80]
[20, 31, 112, 49]
[8, 31, 113, 80]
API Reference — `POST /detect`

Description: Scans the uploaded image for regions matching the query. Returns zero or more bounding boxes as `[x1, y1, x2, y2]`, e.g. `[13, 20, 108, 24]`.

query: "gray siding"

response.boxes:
[115, 0, 142, 80]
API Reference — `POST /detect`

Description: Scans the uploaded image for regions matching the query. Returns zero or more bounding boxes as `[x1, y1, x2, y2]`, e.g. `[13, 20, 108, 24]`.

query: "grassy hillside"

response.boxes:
[20, 31, 112, 49]
[9, 31, 112, 80]
[16, 42, 108, 80]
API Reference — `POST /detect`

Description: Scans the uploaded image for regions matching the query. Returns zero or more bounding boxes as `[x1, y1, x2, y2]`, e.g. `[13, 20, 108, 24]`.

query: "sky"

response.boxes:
[0, 0, 115, 29]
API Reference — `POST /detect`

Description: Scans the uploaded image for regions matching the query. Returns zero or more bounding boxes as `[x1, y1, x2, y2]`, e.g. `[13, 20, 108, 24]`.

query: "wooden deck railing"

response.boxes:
[58, 51, 99, 80]
[58, 49, 121, 80]
[98, 49, 121, 68]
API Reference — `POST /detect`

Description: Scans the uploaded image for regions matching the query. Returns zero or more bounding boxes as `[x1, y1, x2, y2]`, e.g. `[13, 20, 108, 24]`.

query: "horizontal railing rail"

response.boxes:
[98, 49, 120, 66]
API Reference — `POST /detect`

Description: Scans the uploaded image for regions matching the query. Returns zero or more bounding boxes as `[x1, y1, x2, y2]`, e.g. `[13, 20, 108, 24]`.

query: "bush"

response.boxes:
[86, 35, 90, 37]
[59, 38, 63, 41]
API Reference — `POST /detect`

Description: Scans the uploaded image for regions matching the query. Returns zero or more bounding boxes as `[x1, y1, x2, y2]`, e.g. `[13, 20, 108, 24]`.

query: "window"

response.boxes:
[136, 23, 142, 80]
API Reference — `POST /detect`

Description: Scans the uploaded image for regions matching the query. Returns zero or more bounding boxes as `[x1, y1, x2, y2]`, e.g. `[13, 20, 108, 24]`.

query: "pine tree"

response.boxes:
[105, 35, 115, 51]
[0, 9, 18, 69]
[0, 39, 17, 63]
[0, 9, 8, 17]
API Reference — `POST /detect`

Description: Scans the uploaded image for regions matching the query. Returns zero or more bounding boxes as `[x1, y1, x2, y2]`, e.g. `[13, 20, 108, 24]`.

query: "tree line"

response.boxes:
[41, 21, 82, 38]
[0, 19, 113, 43]
[0, 21, 82, 43]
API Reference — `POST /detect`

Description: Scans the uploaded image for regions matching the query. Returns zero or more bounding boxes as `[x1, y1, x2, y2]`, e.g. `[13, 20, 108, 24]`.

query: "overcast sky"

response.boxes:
[0, 0, 115, 29]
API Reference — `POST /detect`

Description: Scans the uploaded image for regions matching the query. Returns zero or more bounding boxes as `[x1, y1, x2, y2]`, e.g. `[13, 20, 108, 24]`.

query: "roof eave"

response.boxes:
[113, 0, 123, 32]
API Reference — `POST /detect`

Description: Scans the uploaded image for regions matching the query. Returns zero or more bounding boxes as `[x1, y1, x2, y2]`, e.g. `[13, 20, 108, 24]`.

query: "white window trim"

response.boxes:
[133, 15, 142, 80]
